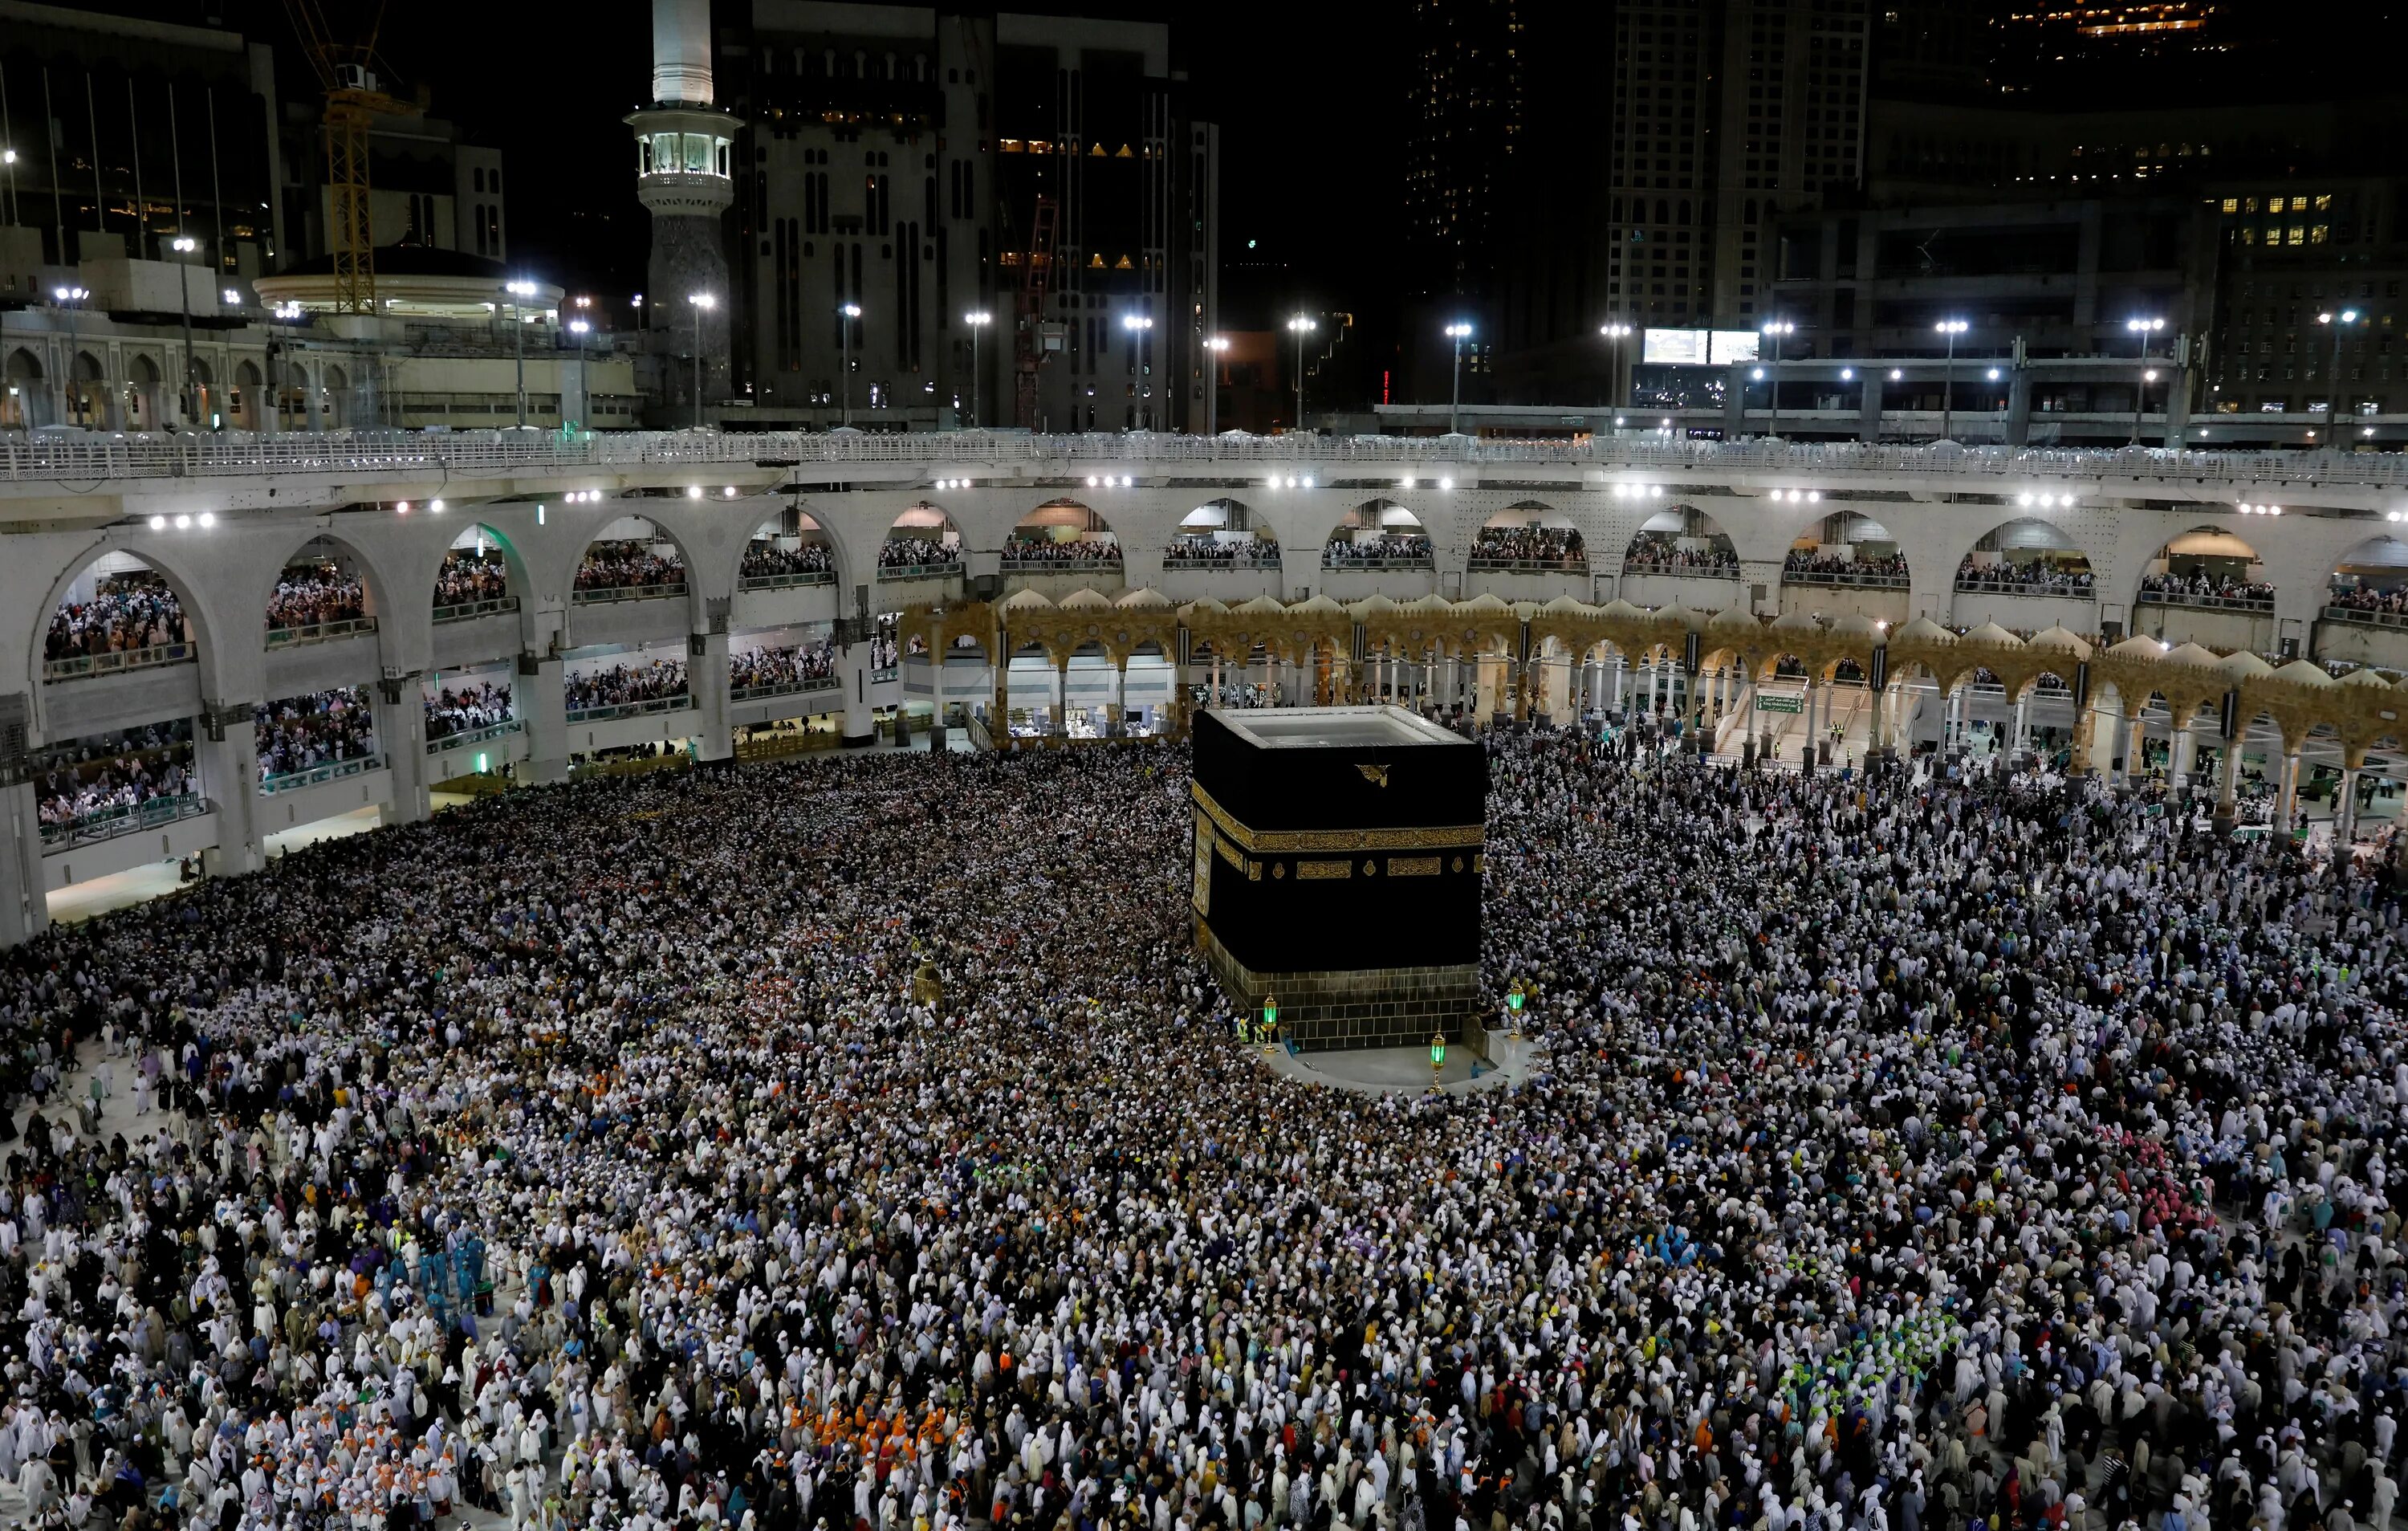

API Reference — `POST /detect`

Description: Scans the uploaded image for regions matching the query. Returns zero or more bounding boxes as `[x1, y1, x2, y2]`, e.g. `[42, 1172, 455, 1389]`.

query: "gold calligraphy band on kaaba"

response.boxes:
[1189, 781, 1485, 856]
[1296, 860, 1352, 881]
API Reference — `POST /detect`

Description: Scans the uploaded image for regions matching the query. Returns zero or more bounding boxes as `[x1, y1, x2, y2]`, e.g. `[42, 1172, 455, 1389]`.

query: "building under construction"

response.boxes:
[676, 1, 1219, 434]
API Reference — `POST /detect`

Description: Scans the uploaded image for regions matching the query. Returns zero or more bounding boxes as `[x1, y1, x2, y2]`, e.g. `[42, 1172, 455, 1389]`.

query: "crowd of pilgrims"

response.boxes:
[1324, 535, 1433, 567]
[424, 683, 514, 743]
[1003, 540, 1123, 566]
[730, 645, 838, 694]
[880, 540, 962, 571]
[31, 723, 196, 831]
[2140, 573, 2277, 608]
[252, 690, 379, 783]
[1164, 540, 1277, 566]
[1622, 541, 1740, 574]
[2, 734, 2408, 1531]
[1470, 528, 1585, 568]
[264, 572, 369, 633]
[563, 662, 689, 715]
[2328, 583, 2408, 619]
[1782, 552, 1910, 584]
[575, 546, 686, 595]
[43, 580, 193, 663]
[742, 546, 837, 582]
[435, 555, 514, 611]
[1954, 561, 2097, 597]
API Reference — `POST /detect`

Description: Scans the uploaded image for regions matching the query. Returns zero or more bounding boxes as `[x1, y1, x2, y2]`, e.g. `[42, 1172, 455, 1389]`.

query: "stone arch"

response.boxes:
[128, 353, 161, 385]
[1473, 500, 1586, 572]
[1170, 497, 1275, 563]
[2325, 532, 2408, 617]
[1325, 500, 1432, 568]
[572, 512, 697, 605]
[739, 507, 839, 586]
[1006, 498, 1123, 568]
[256, 528, 398, 639]
[31, 540, 216, 697]
[2137, 523, 2268, 610]
[881, 502, 964, 575]
[435, 523, 528, 611]
[1784, 509, 1910, 588]
[1954, 515, 2097, 597]
[233, 359, 265, 430]
[1624, 503, 1739, 575]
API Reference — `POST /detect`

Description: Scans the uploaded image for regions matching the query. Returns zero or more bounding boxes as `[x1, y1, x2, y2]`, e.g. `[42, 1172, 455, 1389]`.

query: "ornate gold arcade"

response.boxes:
[893, 588, 2408, 769]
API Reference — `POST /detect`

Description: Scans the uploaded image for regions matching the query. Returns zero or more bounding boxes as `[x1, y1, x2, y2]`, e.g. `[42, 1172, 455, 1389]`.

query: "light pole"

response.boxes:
[1445, 321, 1474, 435]
[1934, 318, 1968, 442]
[52, 286, 87, 427]
[1759, 319, 1795, 439]
[171, 236, 199, 426]
[962, 310, 991, 428]
[688, 292, 717, 430]
[1203, 336, 1230, 438]
[504, 279, 539, 429]
[2318, 307, 2365, 430]
[1286, 314, 1316, 433]
[839, 301, 861, 426]
[567, 319, 592, 430]
[1599, 320, 1633, 413]
[1121, 312, 1154, 428]
[2125, 316, 2166, 445]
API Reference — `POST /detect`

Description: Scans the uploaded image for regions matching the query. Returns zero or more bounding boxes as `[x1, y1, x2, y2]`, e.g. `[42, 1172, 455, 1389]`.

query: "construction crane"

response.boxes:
[281, 0, 417, 313]
[1013, 194, 1060, 430]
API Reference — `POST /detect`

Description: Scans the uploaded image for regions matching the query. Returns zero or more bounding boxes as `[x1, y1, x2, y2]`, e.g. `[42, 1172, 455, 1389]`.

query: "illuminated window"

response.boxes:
[2244, 196, 2259, 213]
[2242, 227, 2256, 246]
[2221, 197, 2239, 214]
[2312, 225, 2330, 244]
[2289, 225, 2306, 246]
[2316, 193, 2333, 211]
[2270, 196, 2287, 213]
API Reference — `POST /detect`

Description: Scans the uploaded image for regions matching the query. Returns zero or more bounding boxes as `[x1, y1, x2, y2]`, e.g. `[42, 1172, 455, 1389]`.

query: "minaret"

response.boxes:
[628, 0, 738, 424]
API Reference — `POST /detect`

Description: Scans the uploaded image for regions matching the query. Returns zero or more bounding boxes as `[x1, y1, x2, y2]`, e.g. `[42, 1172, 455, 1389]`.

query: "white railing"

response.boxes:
[1782, 569, 1911, 589]
[265, 615, 378, 648]
[258, 755, 381, 794]
[1953, 578, 2097, 599]
[565, 694, 693, 724]
[426, 719, 523, 753]
[571, 581, 687, 605]
[2324, 603, 2408, 630]
[877, 563, 962, 581]
[1000, 557, 1125, 573]
[1164, 551, 1283, 570]
[731, 677, 839, 702]
[1621, 561, 1739, 579]
[738, 570, 837, 591]
[433, 597, 520, 624]
[9, 428, 2408, 493]
[2136, 588, 2275, 613]
[39, 792, 210, 849]
[42, 641, 198, 682]
[1466, 556, 1588, 574]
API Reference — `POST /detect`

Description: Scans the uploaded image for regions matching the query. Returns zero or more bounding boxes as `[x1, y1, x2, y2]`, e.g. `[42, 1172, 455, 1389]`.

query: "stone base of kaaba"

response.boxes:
[1198, 919, 1480, 1052]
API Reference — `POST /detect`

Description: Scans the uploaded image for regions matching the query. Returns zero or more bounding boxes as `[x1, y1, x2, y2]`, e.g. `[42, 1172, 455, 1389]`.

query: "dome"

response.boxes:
[2028, 626, 2093, 659]
[1056, 587, 1114, 611]
[1348, 593, 1399, 618]
[2107, 635, 2169, 660]
[1289, 594, 1345, 615]
[1458, 593, 1513, 614]
[2161, 641, 2222, 668]
[1178, 597, 1230, 617]
[2337, 665, 2394, 689]
[1233, 595, 1287, 615]
[2218, 650, 2275, 680]
[1663, 605, 1711, 630]
[1960, 622, 2024, 647]
[1827, 613, 1879, 637]
[1770, 610, 1820, 632]
[2274, 659, 2337, 688]
[1115, 587, 1173, 609]
[999, 588, 1056, 613]
[1894, 617, 1955, 645]
[1538, 593, 1593, 614]
[1598, 599, 1645, 620]
[1708, 606, 1760, 634]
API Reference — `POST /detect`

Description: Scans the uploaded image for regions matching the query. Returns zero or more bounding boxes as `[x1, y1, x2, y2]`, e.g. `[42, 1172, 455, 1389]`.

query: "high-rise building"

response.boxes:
[665, 0, 1217, 434]
[629, 0, 742, 419]
[1401, 0, 1524, 303]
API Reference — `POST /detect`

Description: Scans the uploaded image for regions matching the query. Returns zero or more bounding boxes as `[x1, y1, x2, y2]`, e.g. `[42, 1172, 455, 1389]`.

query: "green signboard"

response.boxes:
[1756, 694, 1805, 715]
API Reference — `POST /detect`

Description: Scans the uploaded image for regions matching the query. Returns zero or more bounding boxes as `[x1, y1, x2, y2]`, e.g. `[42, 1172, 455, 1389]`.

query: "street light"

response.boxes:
[505, 279, 539, 429]
[2319, 308, 2365, 426]
[1599, 320, 1634, 412]
[567, 319, 592, 430]
[962, 310, 992, 429]
[1286, 314, 1316, 434]
[1203, 336, 1230, 438]
[1934, 319, 1969, 442]
[688, 292, 718, 430]
[1122, 313, 1155, 429]
[1759, 320, 1796, 439]
[171, 236, 201, 426]
[53, 286, 87, 427]
[1444, 321, 1474, 436]
[839, 301, 861, 426]
[2125, 316, 2166, 445]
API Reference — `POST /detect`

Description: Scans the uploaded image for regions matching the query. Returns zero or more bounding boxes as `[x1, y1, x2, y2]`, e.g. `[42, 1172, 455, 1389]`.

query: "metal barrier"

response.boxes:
[265, 615, 378, 648]
[871, 667, 899, 684]
[1164, 553, 1283, 570]
[734, 730, 843, 762]
[432, 597, 521, 624]
[1323, 556, 1435, 571]
[876, 563, 963, 581]
[425, 719, 524, 754]
[571, 582, 687, 605]
[2137, 588, 2276, 613]
[999, 557, 1125, 573]
[730, 678, 839, 702]
[39, 792, 211, 849]
[41, 641, 197, 682]
[1781, 569, 1911, 589]
[258, 755, 381, 795]
[1466, 557, 1588, 574]
[738, 571, 837, 591]
[2324, 603, 2408, 630]
[1620, 562, 1739, 579]
[1953, 579, 2097, 598]
[564, 695, 694, 724]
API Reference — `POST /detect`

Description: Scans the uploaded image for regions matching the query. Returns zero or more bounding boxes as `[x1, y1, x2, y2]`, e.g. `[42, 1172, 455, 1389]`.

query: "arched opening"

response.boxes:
[255, 686, 380, 789]
[1955, 519, 2094, 597]
[233, 359, 264, 430]
[126, 354, 162, 429]
[879, 503, 962, 580]
[67, 351, 104, 428]
[1004, 499, 1121, 569]
[740, 507, 836, 587]
[2138, 527, 2269, 611]
[1624, 504, 1738, 576]
[2, 348, 42, 430]
[1324, 501, 1431, 568]
[1168, 499, 1277, 566]
[1784, 511, 1908, 587]
[31, 716, 202, 848]
[564, 651, 691, 720]
[190, 357, 218, 429]
[435, 525, 521, 621]
[730, 625, 840, 697]
[574, 515, 689, 603]
[42, 551, 197, 681]
[266, 535, 377, 644]
[424, 665, 515, 745]
[321, 363, 350, 428]
[1470, 503, 1586, 572]
[2325, 535, 2408, 625]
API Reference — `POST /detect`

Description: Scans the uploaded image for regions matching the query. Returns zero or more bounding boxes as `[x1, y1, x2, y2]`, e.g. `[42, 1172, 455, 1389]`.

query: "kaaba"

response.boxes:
[1190, 706, 1487, 1051]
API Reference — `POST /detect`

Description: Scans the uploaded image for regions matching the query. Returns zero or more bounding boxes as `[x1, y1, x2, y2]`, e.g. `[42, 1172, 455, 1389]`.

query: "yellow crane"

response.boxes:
[281, 0, 417, 313]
